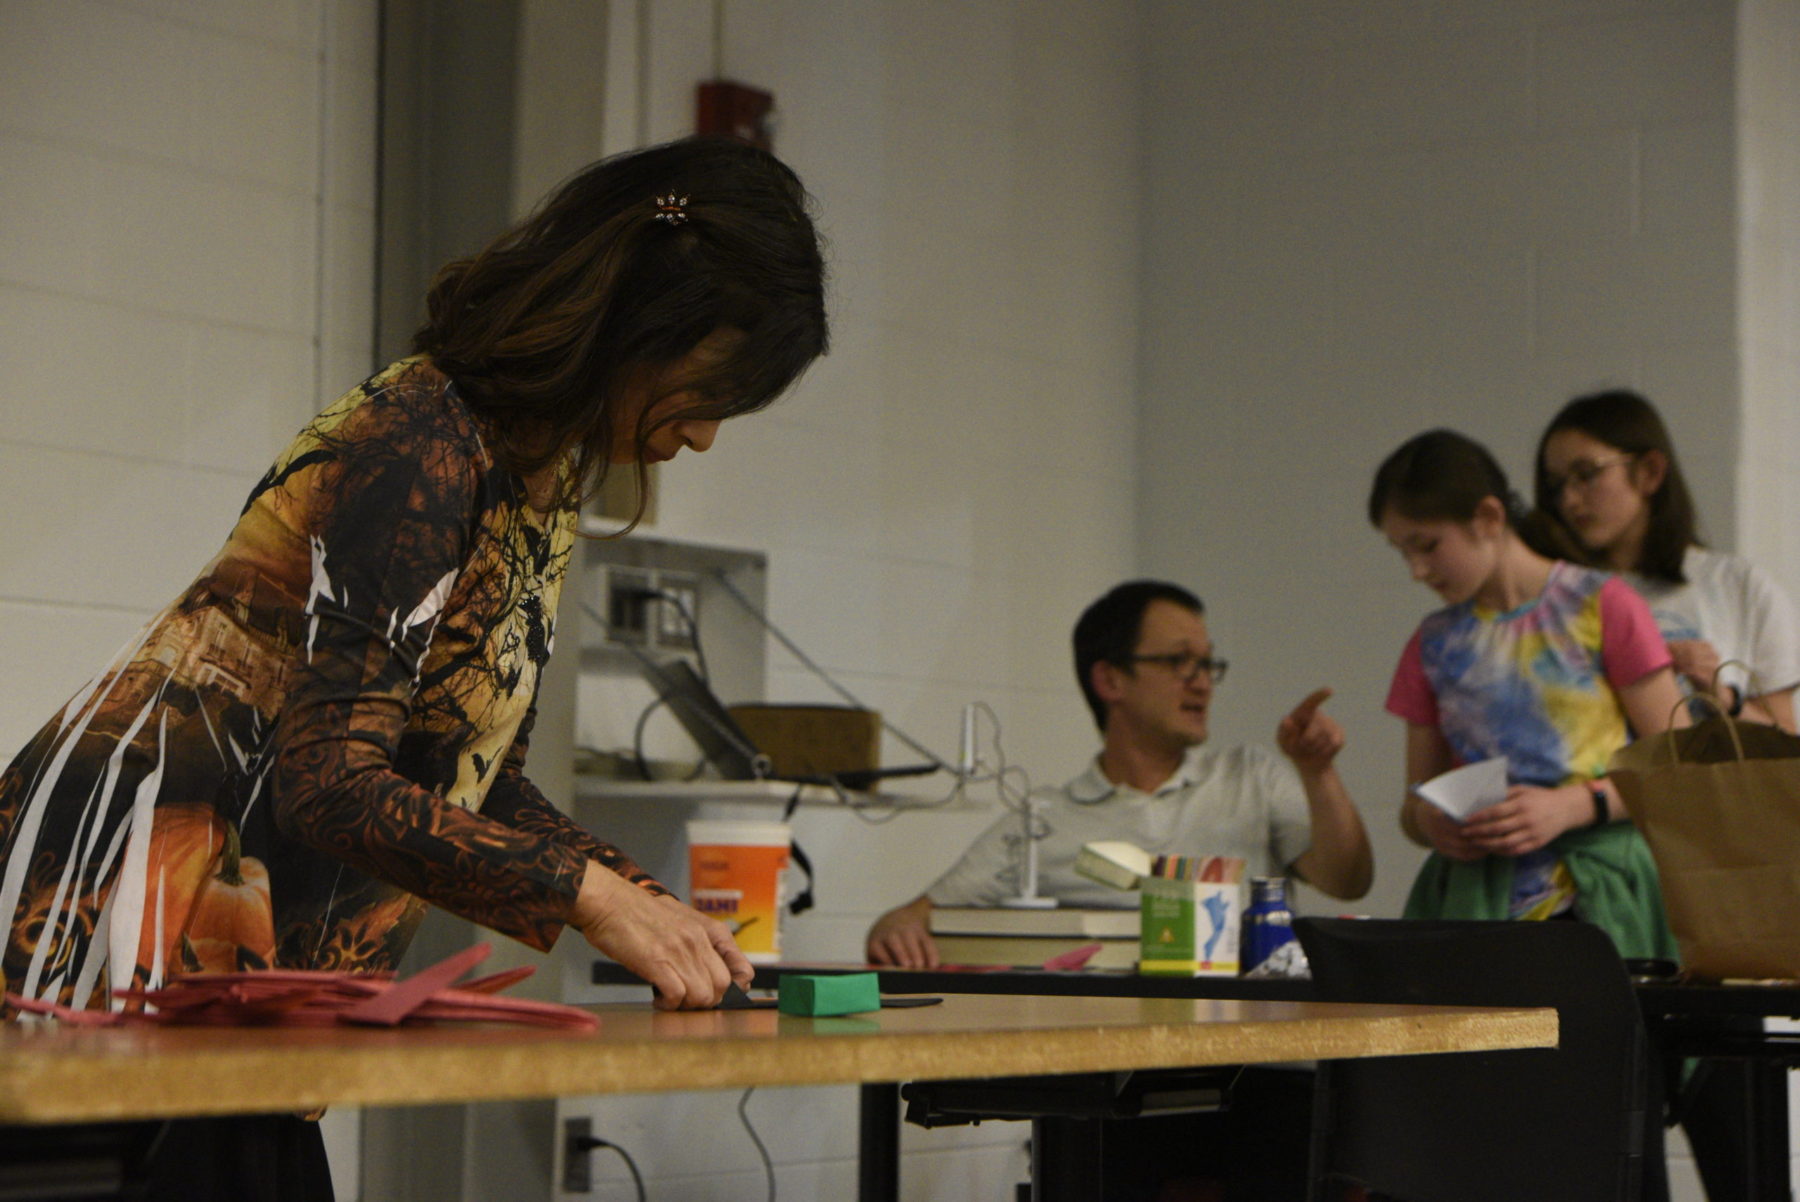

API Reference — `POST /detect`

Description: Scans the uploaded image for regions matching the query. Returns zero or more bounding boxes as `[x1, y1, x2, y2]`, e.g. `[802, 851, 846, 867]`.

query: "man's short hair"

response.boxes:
[1072, 580, 1205, 731]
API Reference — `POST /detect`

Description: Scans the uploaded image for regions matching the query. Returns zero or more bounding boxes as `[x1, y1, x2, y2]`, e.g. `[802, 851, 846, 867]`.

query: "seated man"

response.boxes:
[866, 579, 1373, 968]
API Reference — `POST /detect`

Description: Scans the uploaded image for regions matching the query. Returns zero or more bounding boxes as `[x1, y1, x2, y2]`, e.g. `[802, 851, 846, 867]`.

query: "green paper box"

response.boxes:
[1139, 877, 1241, 977]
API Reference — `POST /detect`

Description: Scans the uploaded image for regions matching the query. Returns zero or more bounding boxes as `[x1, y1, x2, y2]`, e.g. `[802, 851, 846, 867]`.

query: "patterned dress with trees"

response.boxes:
[0, 358, 662, 1010]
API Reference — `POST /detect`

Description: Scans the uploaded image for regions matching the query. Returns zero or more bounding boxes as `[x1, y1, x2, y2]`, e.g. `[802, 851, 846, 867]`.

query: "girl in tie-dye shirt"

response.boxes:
[1368, 429, 1684, 961]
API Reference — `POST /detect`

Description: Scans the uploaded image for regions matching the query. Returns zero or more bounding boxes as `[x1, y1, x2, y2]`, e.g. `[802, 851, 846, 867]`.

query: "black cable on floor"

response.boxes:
[739, 1086, 776, 1201]
[570, 1134, 646, 1202]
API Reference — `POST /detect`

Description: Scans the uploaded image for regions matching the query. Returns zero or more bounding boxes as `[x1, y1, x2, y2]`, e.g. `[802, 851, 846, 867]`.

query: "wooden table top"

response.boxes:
[0, 993, 1555, 1125]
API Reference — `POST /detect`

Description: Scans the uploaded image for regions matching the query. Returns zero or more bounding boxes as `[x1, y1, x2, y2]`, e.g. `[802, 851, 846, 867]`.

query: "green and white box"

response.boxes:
[1139, 877, 1241, 977]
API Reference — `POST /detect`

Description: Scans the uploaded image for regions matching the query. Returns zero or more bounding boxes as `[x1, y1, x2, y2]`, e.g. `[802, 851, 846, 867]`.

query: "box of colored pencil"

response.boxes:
[1147, 854, 1244, 883]
[1138, 856, 1245, 977]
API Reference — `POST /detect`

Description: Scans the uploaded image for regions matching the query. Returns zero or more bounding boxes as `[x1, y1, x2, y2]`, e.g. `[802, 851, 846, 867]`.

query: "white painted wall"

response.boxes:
[616, 0, 1144, 959]
[1735, 5, 1800, 1200]
[1737, 0, 1800, 606]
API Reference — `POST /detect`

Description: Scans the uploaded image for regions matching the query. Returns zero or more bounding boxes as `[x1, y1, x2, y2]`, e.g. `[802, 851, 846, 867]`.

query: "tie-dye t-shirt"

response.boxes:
[0, 358, 663, 1012]
[1386, 561, 1670, 917]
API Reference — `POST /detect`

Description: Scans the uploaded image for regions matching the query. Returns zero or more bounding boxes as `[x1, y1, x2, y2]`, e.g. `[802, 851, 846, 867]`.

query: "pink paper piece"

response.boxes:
[338, 942, 492, 1027]
[1041, 942, 1104, 971]
[5, 942, 597, 1031]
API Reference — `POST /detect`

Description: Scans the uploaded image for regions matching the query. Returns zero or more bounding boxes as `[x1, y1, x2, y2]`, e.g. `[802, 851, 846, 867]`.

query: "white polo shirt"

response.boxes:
[925, 743, 1315, 909]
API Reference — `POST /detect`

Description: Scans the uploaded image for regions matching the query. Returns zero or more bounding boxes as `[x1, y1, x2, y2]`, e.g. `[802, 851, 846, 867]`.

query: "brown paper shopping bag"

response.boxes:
[1610, 715, 1800, 980]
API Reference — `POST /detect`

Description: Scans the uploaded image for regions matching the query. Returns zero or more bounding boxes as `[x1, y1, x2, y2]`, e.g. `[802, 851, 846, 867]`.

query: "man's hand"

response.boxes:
[1276, 687, 1344, 774]
[1460, 784, 1590, 857]
[570, 862, 753, 1010]
[865, 895, 939, 969]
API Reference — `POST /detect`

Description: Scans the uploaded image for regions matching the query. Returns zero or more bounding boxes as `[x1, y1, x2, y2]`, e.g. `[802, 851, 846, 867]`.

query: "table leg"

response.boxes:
[1030, 1115, 1105, 1202]
[859, 1083, 900, 1202]
[1748, 1063, 1793, 1202]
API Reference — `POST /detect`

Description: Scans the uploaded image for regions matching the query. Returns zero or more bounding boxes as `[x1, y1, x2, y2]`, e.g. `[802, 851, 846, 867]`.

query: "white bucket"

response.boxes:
[686, 819, 791, 963]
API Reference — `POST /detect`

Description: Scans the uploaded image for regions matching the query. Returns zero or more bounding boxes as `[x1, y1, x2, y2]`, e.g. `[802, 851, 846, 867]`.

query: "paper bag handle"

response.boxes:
[1709, 657, 1771, 717]
[1662, 688, 1747, 765]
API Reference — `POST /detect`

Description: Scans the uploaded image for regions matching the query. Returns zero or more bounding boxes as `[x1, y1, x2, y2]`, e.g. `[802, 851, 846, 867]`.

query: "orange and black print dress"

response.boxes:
[0, 357, 661, 1010]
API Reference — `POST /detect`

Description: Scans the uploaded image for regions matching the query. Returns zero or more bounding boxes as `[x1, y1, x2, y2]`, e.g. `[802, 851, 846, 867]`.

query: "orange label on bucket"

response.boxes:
[689, 841, 790, 961]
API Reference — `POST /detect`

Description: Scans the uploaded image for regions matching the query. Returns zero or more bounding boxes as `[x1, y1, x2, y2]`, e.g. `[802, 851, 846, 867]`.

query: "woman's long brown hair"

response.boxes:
[413, 137, 829, 522]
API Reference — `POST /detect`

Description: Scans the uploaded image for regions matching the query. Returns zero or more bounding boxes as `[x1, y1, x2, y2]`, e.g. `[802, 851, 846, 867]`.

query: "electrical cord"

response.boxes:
[639, 585, 710, 683]
[589, 577, 996, 820]
[629, 694, 665, 780]
[989, 705, 1026, 790]
[628, 693, 710, 782]
[568, 1134, 646, 1202]
[605, 589, 708, 782]
[962, 701, 1038, 815]
[581, 599, 768, 781]
[738, 1086, 777, 1202]
[963, 701, 1059, 900]
[581, 587, 707, 682]
[842, 700, 1022, 824]
[711, 569, 953, 771]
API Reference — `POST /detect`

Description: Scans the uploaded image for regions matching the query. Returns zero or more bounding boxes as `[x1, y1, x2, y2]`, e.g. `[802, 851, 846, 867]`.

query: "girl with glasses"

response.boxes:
[1537, 389, 1800, 1202]
[1536, 389, 1799, 732]
[1368, 428, 1683, 967]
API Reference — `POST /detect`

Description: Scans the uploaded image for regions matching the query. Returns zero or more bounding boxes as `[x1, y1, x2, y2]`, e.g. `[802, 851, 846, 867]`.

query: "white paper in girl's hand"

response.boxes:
[1414, 756, 1508, 821]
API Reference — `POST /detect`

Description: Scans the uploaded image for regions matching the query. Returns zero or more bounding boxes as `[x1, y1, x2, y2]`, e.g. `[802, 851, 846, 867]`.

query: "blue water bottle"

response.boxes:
[1241, 875, 1295, 975]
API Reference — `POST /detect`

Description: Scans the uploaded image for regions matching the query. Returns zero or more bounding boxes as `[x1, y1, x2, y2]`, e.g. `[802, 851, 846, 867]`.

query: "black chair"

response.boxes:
[1294, 918, 1660, 1202]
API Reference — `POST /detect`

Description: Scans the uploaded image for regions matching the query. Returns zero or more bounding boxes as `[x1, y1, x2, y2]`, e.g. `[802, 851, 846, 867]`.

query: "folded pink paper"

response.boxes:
[6, 942, 597, 1030]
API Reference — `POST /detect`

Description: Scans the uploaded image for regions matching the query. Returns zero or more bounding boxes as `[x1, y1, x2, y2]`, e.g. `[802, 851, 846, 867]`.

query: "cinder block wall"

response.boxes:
[548, 3, 1145, 1198]
[0, 2, 377, 1197]
[0, 0, 377, 749]
[4, 1, 1791, 1198]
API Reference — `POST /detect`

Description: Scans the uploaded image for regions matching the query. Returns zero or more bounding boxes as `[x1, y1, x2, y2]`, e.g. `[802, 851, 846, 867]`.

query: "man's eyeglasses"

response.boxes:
[1544, 453, 1634, 496]
[1124, 653, 1229, 684]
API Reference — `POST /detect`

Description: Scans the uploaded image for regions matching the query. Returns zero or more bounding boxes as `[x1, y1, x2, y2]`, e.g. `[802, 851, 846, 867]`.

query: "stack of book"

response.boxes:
[927, 906, 1140, 969]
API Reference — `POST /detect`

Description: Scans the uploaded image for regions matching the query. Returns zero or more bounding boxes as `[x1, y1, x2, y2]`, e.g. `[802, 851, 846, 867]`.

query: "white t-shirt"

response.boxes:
[924, 743, 1315, 909]
[1627, 546, 1800, 701]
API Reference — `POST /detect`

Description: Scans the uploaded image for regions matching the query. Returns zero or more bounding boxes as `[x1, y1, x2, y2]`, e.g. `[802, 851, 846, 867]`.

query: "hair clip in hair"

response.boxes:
[653, 194, 690, 226]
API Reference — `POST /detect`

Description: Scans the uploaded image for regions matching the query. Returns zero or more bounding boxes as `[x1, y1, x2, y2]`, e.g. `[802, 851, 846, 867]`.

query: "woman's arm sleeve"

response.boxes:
[478, 706, 672, 896]
[1739, 561, 1800, 694]
[269, 392, 590, 950]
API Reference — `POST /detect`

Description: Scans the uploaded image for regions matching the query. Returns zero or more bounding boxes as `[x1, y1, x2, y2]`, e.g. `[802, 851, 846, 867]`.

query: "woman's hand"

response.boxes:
[1459, 784, 1589, 856]
[865, 895, 939, 969]
[1667, 639, 1725, 701]
[570, 862, 752, 1009]
[1407, 797, 1487, 861]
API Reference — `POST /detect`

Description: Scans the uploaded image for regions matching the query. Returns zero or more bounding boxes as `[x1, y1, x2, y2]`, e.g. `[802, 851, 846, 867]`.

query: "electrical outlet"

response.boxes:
[655, 572, 700, 650]
[605, 568, 652, 645]
[561, 1116, 594, 1193]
